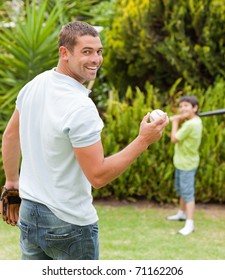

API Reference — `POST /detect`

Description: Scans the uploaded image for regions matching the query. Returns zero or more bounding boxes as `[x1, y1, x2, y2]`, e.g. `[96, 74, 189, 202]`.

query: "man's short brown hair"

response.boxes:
[58, 21, 99, 52]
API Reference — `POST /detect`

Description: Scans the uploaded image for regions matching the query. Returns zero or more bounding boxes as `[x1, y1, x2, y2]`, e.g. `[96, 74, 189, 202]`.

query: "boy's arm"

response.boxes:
[170, 115, 182, 143]
[170, 113, 189, 143]
[171, 120, 179, 143]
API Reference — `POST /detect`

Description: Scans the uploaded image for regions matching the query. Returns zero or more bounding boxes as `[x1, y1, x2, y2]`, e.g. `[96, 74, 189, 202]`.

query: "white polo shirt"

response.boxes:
[16, 69, 104, 225]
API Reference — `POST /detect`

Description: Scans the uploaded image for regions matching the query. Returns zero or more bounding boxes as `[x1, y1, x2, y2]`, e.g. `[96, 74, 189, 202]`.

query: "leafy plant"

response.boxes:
[0, 0, 61, 112]
[93, 79, 225, 203]
[0, 0, 61, 183]
[104, 0, 225, 95]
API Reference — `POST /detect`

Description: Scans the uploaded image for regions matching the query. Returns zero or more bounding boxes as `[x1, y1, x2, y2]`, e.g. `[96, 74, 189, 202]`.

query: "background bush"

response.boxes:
[0, 0, 224, 203]
[93, 80, 225, 203]
[104, 0, 225, 95]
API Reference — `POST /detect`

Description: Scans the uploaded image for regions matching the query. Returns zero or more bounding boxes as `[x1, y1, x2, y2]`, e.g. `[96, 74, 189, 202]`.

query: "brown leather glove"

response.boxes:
[0, 187, 21, 226]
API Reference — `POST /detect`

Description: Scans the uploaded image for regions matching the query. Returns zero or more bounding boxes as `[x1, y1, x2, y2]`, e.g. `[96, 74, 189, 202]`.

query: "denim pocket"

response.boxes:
[18, 220, 29, 240]
[45, 227, 83, 259]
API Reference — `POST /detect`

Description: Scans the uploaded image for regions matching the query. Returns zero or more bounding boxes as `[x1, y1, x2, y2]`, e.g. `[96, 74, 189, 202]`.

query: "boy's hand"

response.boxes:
[170, 113, 188, 122]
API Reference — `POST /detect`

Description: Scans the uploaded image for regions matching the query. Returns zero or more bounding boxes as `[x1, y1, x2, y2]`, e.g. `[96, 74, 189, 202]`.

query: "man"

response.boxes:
[2, 21, 168, 259]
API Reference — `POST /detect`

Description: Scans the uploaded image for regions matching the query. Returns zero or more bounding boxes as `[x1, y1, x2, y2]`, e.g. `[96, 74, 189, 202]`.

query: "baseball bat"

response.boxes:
[198, 108, 225, 117]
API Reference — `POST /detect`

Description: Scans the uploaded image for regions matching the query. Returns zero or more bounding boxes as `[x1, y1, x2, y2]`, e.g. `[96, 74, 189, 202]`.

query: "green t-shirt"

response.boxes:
[173, 116, 203, 170]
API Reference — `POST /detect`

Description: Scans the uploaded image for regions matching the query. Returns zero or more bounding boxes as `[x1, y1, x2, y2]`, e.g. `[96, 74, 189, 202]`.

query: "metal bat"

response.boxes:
[198, 108, 225, 117]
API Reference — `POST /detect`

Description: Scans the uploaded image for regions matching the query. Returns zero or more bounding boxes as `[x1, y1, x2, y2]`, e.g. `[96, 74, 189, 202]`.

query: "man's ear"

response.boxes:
[59, 46, 69, 60]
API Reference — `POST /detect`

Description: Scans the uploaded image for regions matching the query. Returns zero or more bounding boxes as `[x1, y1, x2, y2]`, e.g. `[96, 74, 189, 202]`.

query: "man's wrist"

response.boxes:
[4, 180, 19, 190]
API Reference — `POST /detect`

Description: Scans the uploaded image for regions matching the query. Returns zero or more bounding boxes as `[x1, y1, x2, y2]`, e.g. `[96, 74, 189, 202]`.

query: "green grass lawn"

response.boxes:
[97, 201, 225, 260]
[0, 201, 224, 260]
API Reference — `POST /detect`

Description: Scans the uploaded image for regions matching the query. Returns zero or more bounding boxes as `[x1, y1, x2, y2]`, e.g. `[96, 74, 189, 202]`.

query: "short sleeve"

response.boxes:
[62, 104, 104, 148]
[175, 121, 192, 142]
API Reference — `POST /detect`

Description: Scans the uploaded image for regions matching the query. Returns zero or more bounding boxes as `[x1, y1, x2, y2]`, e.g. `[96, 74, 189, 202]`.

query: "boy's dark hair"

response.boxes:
[179, 95, 199, 113]
[58, 21, 99, 52]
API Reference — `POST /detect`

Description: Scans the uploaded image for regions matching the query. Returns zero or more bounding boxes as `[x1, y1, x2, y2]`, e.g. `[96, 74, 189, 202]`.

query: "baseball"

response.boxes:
[150, 109, 168, 122]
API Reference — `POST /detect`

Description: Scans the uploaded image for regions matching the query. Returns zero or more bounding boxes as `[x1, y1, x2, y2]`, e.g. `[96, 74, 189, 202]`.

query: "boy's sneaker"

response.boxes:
[167, 210, 186, 221]
[178, 220, 194, 236]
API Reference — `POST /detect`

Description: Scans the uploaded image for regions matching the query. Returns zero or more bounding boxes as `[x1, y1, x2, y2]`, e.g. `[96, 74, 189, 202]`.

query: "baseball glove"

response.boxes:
[0, 187, 21, 226]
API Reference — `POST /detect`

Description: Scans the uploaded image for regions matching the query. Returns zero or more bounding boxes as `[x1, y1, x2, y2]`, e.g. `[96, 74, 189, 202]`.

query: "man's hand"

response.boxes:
[0, 186, 21, 226]
[138, 112, 169, 147]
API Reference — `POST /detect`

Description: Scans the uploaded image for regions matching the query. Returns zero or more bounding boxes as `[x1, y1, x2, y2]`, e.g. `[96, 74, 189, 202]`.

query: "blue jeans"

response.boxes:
[175, 168, 197, 203]
[18, 199, 99, 260]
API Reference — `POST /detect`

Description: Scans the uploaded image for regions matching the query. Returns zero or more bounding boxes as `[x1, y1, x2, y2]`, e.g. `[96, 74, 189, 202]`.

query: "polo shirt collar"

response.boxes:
[52, 68, 91, 96]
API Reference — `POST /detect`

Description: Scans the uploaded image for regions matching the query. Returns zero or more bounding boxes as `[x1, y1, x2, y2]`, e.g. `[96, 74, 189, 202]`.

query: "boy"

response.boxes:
[167, 95, 202, 236]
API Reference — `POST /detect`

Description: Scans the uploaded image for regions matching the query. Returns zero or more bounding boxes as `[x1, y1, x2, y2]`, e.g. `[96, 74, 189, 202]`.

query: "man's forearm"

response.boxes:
[98, 135, 149, 187]
[2, 109, 21, 188]
[2, 132, 20, 182]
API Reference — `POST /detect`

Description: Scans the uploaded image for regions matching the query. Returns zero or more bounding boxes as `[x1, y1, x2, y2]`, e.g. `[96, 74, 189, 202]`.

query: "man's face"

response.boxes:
[63, 35, 103, 84]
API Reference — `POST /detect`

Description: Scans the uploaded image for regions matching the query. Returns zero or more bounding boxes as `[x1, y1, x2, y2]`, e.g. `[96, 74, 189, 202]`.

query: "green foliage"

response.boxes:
[93, 84, 174, 202]
[0, 0, 61, 112]
[196, 79, 225, 202]
[45, 0, 103, 24]
[0, 0, 61, 183]
[104, 0, 225, 94]
[88, 0, 116, 28]
[0, 0, 224, 204]
[93, 79, 225, 203]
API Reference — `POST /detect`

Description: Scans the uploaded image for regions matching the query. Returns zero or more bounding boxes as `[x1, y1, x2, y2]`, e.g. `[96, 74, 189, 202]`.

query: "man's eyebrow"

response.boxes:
[82, 47, 103, 50]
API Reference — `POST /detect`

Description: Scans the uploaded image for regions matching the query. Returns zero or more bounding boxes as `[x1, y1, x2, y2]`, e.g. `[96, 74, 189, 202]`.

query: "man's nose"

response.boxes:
[91, 52, 102, 63]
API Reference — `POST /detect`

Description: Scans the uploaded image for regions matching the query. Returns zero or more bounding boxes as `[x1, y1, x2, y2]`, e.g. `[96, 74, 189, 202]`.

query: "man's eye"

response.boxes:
[84, 50, 90, 54]
[98, 50, 103, 55]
